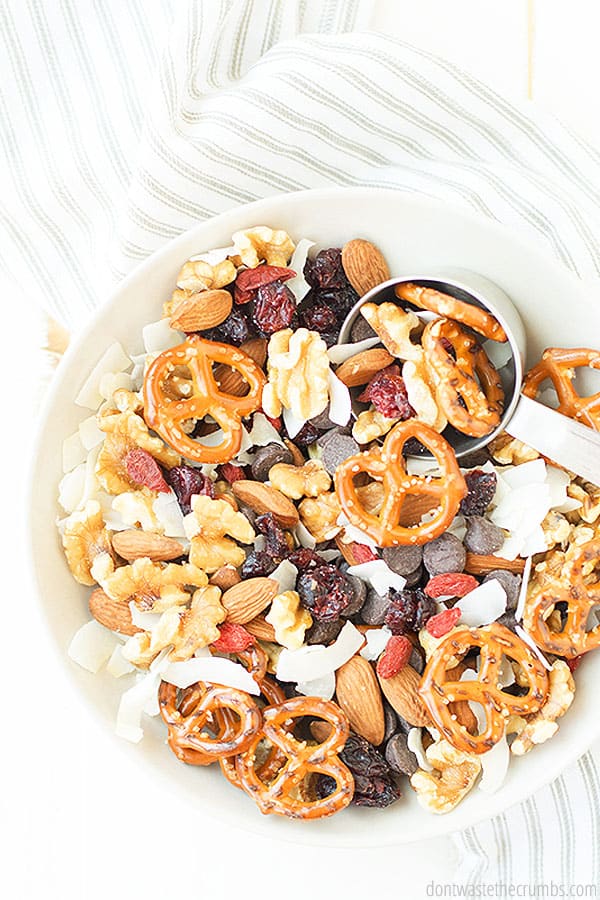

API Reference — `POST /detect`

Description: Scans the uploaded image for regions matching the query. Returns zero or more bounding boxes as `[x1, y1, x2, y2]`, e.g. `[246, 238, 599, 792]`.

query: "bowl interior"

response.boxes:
[29, 187, 600, 847]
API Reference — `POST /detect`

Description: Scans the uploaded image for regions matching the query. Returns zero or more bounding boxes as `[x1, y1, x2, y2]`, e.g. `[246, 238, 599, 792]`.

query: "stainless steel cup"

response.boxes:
[338, 268, 600, 485]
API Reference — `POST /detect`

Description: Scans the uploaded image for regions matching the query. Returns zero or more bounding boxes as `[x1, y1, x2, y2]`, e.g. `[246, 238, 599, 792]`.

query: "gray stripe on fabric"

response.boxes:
[27, 0, 116, 226]
[523, 798, 543, 885]
[229, 0, 254, 81]
[578, 753, 600, 886]
[59, 0, 132, 187]
[277, 41, 582, 272]
[550, 776, 574, 887]
[92, 0, 144, 133]
[259, 0, 279, 55]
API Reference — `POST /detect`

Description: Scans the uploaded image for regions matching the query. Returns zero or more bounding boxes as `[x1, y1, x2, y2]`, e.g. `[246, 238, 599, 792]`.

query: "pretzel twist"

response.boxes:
[522, 347, 600, 430]
[419, 623, 549, 754]
[334, 420, 467, 547]
[524, 539, 600, 658]
[143, 336, 266, 463]
[394, 282, 507, 342]
[421, 318, 504, 437]
[235, 696, 354, 819]
[158, 680, 261, 766]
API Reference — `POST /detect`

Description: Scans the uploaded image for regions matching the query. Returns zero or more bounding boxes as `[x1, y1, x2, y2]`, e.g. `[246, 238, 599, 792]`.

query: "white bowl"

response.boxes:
[28, 187, 600, 847]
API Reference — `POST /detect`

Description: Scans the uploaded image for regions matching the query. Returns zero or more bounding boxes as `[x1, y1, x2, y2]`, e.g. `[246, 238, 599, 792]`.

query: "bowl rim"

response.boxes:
[26, 185, 600, 847]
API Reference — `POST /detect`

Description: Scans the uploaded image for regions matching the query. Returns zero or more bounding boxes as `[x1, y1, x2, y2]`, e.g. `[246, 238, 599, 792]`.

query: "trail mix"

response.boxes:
[58, 226, 600, 818]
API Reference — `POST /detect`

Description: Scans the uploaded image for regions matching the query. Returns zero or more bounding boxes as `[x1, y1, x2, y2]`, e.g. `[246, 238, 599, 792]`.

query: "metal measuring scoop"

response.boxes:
[338, 268, 600, 486]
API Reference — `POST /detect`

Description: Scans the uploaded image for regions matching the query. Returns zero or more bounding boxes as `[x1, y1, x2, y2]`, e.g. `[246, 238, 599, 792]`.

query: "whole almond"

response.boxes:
[221, 577, 279, 624]
[245, 614, 277, 642]
[111, 530, 184, 562]
[341, 239, 391, 297]
[336, 656, 385, 745]
[465, 553, 525, 575]
[214, 337, 267, 396]
[169, 288, 232, 331]
[209, 564, 242, 591]
[335, 347, 394, 387]
[378, 664, 431, 727]
[231, 480, 299, 528]
[450, 663, 479, 734]
[89, 588, 141, 636]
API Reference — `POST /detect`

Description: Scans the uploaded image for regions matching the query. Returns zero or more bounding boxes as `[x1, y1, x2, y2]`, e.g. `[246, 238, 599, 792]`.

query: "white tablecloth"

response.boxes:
[5, 1, 600, 894]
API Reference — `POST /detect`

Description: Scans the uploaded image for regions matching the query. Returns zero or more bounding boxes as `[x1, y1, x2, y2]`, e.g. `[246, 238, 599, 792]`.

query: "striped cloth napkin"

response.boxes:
[4, 0, 599, 886]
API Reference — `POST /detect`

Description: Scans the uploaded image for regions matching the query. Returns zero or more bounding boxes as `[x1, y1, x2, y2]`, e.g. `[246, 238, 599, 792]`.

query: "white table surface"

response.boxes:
[7, 3, 599, 898]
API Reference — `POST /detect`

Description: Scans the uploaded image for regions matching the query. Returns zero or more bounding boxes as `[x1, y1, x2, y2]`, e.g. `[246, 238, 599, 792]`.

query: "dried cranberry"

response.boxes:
[252, 281, 296, 334]
[460, 469, 497, 517]
[384, 587, 436, 635]
[297, 565, 353, 621]
[316, 733, 400, 808]
[205, 305, 255, 345]
[299, 303, 338, 334]
[317, 286, 359, 320]
[287, 547, 323, 570]
[304, 248, 347, 291]
[255, 513, 290, 560]
[291, 421, 320, 446]
[358, 365, 415, 419]
[234, 264, 296, 305]
[241, 550, 278, 578]
[219, 462, 245, 483]
[164, 464, 214, 514]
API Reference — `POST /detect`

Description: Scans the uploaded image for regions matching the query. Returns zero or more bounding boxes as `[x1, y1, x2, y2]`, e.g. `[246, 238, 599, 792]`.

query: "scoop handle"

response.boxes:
[505, 394, 600, 486]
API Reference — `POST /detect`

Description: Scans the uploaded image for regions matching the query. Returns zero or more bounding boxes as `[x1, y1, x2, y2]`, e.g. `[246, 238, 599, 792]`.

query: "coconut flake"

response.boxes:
[293, 521, 317, 549]
[269, 559, 298, 593]
[62, 431, 87, 473]
[78, 414, 104, 451]
[75, 342, 131, 410]
[295, 671, 336, 700]
[276, 621, 363, 683]
[500, 459, 547, 490]
[327, 337, 381, 365]
[282, 405, 307, 440]
[406, 457, 440, 477]
[153, 490, 187, 538]
[68, 620, 118, 673]
[247, 412, 284, 448]
[327, 370, 352, 426]
[116, 669, 162, 743]
[129, 602, 162, 631]
[106, 645, 136, 678]
[479, 733, 510, 794]
[58, 464, 86, 513]
[359, 626, 392, 661]
[515, 625, 553, 670]
[190, 245, 236, 265]
[286, 238, 315, 302]
[142, 319, 184, 354]
[456, 580, 507, 627]
[162, 657, 260, 693]
[408, 728, 433, 772]
[347, 560, 406, 595]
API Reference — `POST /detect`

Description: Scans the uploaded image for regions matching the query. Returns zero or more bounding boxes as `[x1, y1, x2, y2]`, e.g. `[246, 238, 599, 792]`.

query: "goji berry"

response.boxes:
[234, 264, 296, 305]
[376, 635, 412, 679]
[425, 572, 479, 599]
[220, 463, 245, 483]
[567, 655, 583, 673]
[426, 606, 462, 638]
[349, 542, 379, 564]
[125, 448, 170, 493]
[211, 622, 255, 653]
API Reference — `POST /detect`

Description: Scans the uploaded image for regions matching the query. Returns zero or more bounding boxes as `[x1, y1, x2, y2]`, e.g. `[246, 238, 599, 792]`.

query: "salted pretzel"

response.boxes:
[419, 623, 549, 755]
[235, 696, 354, 819]
[143, 336, 266, 463]
[522, 347, 600, 430]
[394, 282, 507, 342]
[421, 318, 504, 437]
[524, 539, 600, 659]
[334, 419, 467, 547]
[158, 680, 261, 766]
